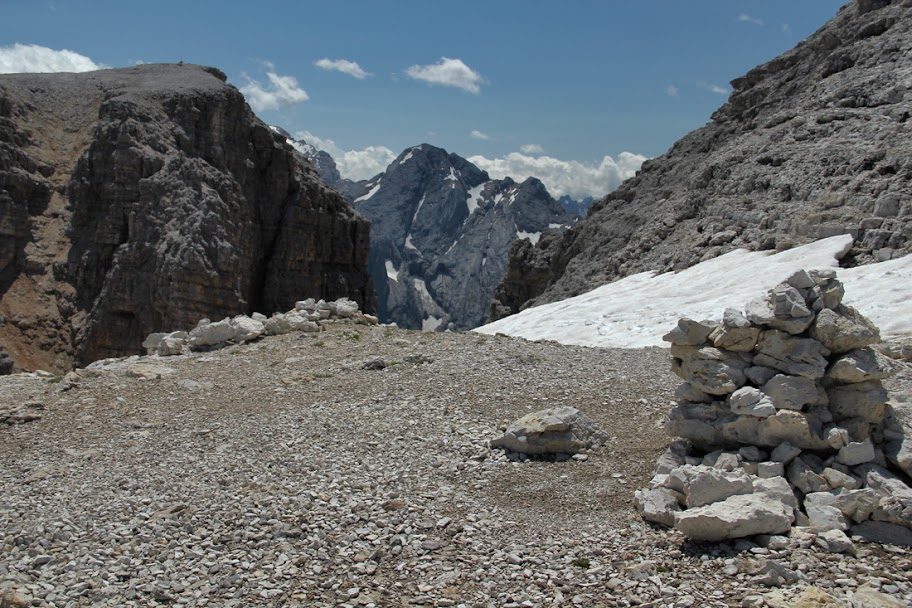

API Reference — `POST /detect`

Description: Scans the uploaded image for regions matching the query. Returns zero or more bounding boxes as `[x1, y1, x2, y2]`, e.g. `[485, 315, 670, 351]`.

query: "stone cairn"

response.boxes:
[142, 298, 377, 356]
[635, 269, 912, 552]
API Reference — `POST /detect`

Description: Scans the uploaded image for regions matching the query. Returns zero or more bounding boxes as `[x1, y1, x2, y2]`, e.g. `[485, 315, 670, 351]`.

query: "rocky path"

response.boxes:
[1, 321, 910, 607]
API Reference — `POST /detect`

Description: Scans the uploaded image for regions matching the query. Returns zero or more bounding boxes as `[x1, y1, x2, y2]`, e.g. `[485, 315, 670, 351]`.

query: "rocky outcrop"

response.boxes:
[0, 64, 373, 373]
[491, 0, 912, 319]
[301, 143, 571, 330]
[635, 270, 912, 547]
[490, 406, 607, 457]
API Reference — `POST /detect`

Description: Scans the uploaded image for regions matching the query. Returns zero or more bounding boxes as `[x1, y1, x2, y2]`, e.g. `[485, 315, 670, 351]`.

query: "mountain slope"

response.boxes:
[0, 64, 373, 372]
[303, 144, 572, 329]
[490, 0, 912, 319]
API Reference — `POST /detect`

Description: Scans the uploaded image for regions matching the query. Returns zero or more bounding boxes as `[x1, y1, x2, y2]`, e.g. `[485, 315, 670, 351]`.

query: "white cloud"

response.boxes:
[698, 81, 732, 96]
[666, 84, 679, 97]
[406, 57, 484, 94]
[314, 58, 370, 79]
[737, 13, 765, 26]
[295, 130, 396, 181]
[240, 69, 309, 113]
[0, 43, 106, 74]
[468, 151, 646, 199]
[520, 144, 544, 154]
[470, 130, 491, 141]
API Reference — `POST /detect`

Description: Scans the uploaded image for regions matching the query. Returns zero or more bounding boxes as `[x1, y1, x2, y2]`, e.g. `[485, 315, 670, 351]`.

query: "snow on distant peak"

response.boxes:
[355, 180, 382, 203]
[445, 167, 459, 182]
[400, 149, 416, 165]
[385, 260, 400, 282]
[476, 235, 912, 348]
[465, 182, 487, 216]
[516, 230, 542, 245]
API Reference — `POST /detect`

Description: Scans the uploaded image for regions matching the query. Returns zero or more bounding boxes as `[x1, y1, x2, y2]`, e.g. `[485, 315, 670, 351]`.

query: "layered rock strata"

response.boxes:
[636, 270, 912, 548]
[0, 64, 373, 373]
[491, 0, 912, 319]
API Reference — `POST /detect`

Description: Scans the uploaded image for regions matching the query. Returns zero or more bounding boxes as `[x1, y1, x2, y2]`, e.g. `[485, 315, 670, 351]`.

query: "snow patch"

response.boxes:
[355, 181, 382, 203]
[476, 235, 912, 348]
[465, 182, 486, 215]
[385, 260, 399, 282]
[445, 167, 458, 183]
[548, 223, 566, 229]
[400, 150, 415, 165]
[516, 230, 542, 245]
[411, 194, 427, 223]
[405, 235, 419, 252]
[422, 316, 444, 332]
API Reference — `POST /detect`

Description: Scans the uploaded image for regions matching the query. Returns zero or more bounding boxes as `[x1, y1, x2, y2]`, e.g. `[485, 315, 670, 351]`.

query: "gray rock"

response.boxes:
[490, 407, 607, 455]
[745, 295, 814, 335]
[663, 318, 717, 346]
[837, 439, 876, 466]
[851, 520, 912, 547]
[189, 319, 236, 348]
[770, 442, 801, 465]
[804, 492, 849, 531]
[809, 306, 880, 354]
[814, 529, 855, 555]
[827, 381, 888, 423]
[753, 331, 830, 380]
[668, 465, 754, 508]
[885, 435, 912, 478]
[710, 308, 760, 352]
[674, 493, 794, 541]
[826, 347, 901, 384]
[229, 315, 265, 343]
[787, 457, 829, 494]
[670, 344, 748, 395]
[744, 365, 778, 386]
[760, 374, 819, 411]
[633, 489, 680, 527]
[729, 387, 776, 417]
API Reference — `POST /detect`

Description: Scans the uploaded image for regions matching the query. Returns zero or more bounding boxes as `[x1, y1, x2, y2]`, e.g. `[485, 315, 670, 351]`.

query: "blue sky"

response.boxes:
[1, 1, 846, 197]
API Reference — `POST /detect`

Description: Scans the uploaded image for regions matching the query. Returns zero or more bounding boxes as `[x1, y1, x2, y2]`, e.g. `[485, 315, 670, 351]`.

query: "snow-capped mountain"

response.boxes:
[289, 138, 572, 329]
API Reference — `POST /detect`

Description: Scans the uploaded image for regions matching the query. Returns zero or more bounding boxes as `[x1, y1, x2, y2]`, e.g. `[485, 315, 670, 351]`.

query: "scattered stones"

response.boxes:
[0, 401, 44, 425]
[143, 298, 367, 355]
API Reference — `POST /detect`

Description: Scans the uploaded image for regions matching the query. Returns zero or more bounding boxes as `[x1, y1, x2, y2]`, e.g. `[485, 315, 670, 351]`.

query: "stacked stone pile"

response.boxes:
[635, 270, 912, 549]
[142, 298, 376, 356]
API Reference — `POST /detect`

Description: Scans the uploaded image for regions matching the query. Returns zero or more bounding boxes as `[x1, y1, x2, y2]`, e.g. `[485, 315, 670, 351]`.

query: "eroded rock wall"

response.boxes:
[0, 64, 373, 372]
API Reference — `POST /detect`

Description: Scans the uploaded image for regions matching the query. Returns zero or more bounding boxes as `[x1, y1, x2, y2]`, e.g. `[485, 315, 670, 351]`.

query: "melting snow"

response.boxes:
[465, 182, 486, 215]
[405, 235, 419, 252]
[548, 223, 566, 229]
[400, 150, 415, 165]
[493, 193, 504, 206]
[516, 230, 542, 245]
[422, 316, 444, 332]
[475, 235, 912, 348]
[385, 260, 399, 282]
[445, 167, 458, 182]
[355, 181, 382, 203]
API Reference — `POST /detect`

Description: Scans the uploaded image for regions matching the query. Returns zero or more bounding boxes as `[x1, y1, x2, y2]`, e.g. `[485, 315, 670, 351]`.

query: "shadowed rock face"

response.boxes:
[0, 64, 373, 372]
[491, 0, 912, 320]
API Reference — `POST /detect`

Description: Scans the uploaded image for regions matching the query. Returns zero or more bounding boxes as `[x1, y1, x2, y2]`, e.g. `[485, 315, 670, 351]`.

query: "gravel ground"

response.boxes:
[1, 320, 910, 607]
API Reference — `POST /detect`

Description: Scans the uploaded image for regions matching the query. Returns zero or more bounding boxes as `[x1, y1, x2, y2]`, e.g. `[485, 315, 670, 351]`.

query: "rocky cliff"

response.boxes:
[342, 144, 571, 330]
[0, 64, 373, 373]
[490, 0, 912, 319]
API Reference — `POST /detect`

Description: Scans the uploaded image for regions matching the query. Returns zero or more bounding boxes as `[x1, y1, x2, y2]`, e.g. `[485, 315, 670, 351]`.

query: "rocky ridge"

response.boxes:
[0, 64, 373, 374]
[491, 0, 912, 319]
[2, 318, 911, 606]
[295, 142, 572, 330]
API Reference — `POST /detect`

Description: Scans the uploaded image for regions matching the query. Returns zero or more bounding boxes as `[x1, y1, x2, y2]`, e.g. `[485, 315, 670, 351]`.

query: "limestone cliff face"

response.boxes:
[0, 64, 373, 372]
[491, 0, 912, 319]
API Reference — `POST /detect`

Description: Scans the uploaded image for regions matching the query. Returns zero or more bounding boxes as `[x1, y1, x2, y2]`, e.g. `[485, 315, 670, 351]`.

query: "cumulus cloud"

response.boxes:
[520, 144, 544, 154]
[468, 151, 647, 199]
[737, 13, 765, 26]
[666, 84, 679, 97]
[470, 130, 491, 141]
[0, 43, 106, 73]
[295, 130, 396, 181]
[240, 68, 309, 113]
[406, 57, 484, 94]
[698, 81, 732, 96]
[314, 58, 370, 79]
